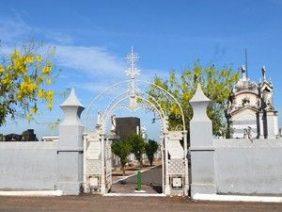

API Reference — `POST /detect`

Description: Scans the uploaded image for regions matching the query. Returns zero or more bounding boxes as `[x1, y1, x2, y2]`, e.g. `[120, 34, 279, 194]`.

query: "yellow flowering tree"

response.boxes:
[0, 45, 56, 126]
[147, 64, 240, 137]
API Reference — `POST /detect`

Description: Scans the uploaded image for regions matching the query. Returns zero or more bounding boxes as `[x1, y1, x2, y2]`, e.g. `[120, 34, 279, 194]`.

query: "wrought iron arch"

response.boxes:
[83, 48, 189, 196]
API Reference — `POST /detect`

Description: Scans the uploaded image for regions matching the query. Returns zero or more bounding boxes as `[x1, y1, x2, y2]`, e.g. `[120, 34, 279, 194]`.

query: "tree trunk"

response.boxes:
[149, 155, 154, 166]
[122, 164, 126, 176]
[139, 158, 143, 168]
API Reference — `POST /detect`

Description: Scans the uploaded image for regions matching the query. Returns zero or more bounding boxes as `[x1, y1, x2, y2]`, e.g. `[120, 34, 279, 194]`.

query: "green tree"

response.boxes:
[147, 63, 239, 137]
[111, 140, 132, 176]
[145, 139, 159, 166]
[0, 43, 56, 126]
[129, 134, 146, 168]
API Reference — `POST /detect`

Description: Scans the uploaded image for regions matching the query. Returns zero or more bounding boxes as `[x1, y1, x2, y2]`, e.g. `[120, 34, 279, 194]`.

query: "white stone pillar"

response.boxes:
[266, 111, 279, 139]
[189, 84, 216, 196]
[83, 135, 88, 193]
[183, 130, 189, 196]
[160, 134, 165, 194]
[259, 112, 265, 139]
[100, 133, 106, 194]
[163, 132, 170, 195]
[57, 88, 85, 195]
[274, 114, 279, 136]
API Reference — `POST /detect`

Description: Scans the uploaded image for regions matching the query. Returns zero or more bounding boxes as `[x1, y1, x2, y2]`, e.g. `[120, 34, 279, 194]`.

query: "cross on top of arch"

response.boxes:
[125, 47, 140, 79]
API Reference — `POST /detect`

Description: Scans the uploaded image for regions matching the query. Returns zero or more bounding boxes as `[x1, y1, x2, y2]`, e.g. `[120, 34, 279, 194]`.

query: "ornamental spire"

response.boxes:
[125, 47, 140, 110]
[125, 47, 140, 79]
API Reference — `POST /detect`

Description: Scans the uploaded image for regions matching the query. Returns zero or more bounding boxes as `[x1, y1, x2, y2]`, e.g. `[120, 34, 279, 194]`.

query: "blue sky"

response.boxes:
[1, 0, 282, 139]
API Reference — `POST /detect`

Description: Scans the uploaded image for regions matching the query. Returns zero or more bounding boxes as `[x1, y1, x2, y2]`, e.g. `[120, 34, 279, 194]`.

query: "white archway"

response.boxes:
[82, 49, 188, 196]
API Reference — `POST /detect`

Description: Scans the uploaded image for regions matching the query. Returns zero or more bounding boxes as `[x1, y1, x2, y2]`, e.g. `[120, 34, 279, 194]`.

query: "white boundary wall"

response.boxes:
[214, 139, 282, 195]
[0, 142, 57, 190]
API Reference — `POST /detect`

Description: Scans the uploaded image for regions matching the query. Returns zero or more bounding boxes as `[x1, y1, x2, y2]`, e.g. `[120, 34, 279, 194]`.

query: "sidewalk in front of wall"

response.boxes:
[0, 190, 63, 197]
[193, 193, 282, 203]
[104, 192, 282, 203]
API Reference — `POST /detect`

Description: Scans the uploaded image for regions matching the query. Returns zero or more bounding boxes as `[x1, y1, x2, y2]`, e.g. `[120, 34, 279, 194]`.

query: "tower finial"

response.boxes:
[240, 65, 247, 80]
[244, 48, 248, 78]
[262, 65, 267, 82]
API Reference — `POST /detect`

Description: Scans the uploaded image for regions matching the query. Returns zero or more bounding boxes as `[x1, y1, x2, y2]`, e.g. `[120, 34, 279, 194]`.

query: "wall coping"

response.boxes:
[0, 142, 57, 150]
[214, 138, 282, 148]
[189, 146, 215, 151]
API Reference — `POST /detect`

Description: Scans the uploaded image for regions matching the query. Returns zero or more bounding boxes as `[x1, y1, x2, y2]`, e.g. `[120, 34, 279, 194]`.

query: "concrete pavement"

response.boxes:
[110, 165, 162, 194]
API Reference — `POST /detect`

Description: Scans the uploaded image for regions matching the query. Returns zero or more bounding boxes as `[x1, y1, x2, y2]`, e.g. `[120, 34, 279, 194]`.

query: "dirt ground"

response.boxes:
[0, 195, 282, 212]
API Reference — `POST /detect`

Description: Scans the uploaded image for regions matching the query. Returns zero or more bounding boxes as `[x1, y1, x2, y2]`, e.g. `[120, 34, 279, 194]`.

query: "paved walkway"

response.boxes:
[112, 161, 162, 183]
[111, 165, 162, 194]
[1, 195, 282, 212]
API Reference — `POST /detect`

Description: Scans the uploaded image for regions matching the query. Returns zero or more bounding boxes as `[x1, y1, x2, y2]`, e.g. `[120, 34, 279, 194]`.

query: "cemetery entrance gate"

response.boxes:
[82, 49, 189, 196]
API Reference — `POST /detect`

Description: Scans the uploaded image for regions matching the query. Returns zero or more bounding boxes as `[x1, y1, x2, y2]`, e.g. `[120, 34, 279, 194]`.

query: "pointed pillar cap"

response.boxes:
[61, 88, 84, 108]
[190, 83, 210, 103]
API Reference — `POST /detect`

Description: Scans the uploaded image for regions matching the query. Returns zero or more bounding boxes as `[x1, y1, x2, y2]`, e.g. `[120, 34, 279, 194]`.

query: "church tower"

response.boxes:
[227, 66, 261, 138]
[227, 66, 279, 139]
[258, 66, 279, 139]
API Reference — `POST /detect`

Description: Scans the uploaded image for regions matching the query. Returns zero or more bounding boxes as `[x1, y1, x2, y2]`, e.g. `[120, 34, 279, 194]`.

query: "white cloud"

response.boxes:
[0, 15, 126, 79]
[0, 17, 31, 43]
[54, 45, 125, 78]
[45, 32, 74, 44]
[78, 82, 118, 93]
[0, 15, 162, 83]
